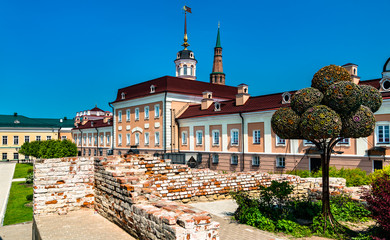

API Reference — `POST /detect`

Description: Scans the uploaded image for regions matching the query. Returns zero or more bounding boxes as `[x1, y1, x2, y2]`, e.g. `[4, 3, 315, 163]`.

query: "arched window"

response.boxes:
[183, 65, 188, 75]
[219, 76, 222, 83]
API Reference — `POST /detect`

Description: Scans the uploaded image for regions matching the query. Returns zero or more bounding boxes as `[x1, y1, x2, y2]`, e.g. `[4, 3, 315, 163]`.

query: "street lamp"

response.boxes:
[15, 147, 20, 163]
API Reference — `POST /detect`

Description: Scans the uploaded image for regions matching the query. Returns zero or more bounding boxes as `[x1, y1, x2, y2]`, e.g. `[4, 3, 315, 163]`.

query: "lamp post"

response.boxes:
[15, 147, 20, 163]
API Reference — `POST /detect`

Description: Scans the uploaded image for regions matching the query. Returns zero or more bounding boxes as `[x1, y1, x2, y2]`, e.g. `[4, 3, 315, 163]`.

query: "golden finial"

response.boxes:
[182, 5, 192, 50]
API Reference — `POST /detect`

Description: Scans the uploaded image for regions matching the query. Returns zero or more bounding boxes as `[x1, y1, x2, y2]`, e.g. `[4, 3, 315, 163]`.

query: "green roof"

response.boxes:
[0, 115, 74, 128]
[215, 27, 221, 48]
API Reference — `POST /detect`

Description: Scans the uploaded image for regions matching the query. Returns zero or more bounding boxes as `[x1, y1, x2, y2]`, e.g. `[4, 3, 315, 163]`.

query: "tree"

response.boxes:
[19, 139, 77, 159]
[271, 65, 382, 232]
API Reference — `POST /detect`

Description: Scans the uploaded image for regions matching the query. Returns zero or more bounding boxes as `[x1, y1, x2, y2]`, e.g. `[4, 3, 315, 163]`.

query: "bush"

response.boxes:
[369, 164, 390, 183]
[287, 167, 370, 187]
[330, 194, 370, 222]
[19, 139, 77, 159]
[363, 174, 390, 234]
[26, 194, 33, 201]
[25, 174, 33, 184]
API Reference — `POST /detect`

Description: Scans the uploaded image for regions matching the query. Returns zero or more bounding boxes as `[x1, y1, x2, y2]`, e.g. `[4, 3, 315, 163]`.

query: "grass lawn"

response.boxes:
[3, 182, 33, 225]
[13, 163, 33, 179]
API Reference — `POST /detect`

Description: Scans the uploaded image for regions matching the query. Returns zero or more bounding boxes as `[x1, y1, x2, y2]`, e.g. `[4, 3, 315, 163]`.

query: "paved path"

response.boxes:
[0, 163, 16, 226]
[34, 209, 136, 240]
[12, 178, 26, 182]
[191, 200, 286, 240]
[0, 222, 32, 240]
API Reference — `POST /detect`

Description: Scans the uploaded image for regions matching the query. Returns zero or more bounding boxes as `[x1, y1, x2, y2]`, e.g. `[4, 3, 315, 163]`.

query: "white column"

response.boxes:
[189, 126, 194, 151]
[222, 123, 228, 152]
[356, 137, 368, 156]
[264, 117, 272, 153]
[205, 125, 210, 152]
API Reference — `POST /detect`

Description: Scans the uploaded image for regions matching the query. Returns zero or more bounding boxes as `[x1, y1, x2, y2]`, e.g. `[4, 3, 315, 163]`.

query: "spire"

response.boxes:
[215, 22, 221, 48]
[182, 6, 192, 50]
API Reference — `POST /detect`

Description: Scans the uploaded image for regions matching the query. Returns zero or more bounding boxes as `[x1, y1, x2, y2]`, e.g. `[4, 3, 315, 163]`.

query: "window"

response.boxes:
[212, 130, 220, 145]
[126, 133, 130, 146]
[135, 133, 140, 145]
[78, 136, 82, 145]
[155, 132, 160, 145]
[126, 109, 130, 122]
[253, 130, 261, 144]
[14, 136, 19, 145]
[99, 149, 103, 156]
[181, 131, 188, 145]
[121, 92, 125, 99]
[83, 135, 86, 145]
[212, 154, 219, 164]
[377, 125, 390, 144]
[88, 149, 91, 156]
[61, 136, 67, 140]
[252, 155, 260, 166]
[154, 105, 160, 118]
[276, 156, 285, 168]
[135, 108, 139, 120]
[118, 134, 122, 146]
[74, 136, 77, 144]
[231, 129, 239, 146]
[214, 102, 221, 111]
[150, 85, 155, 93]
[231, 155, 238, 165]
[196, 131, 203, 145]
[94, 149, 97, 156]
[144, 106, 149, 120]
[304, 140, 314, 146]
[183, 65, 188, 75]
[100, 135, 104, 145]
[276, 135, 285, 145]
[2, 153, 7, 160]
[144, 132, 149, 145]
[94, 136, 97, 145]
[2, 136, 7, 145]
[337, 138, 350, 145]
[107, 135, 110, 145]
[24, 136, 29, 143]
[47, 136, 51, 140]
[88, 136, 92, 145]
[36, 136, 41, 141]
[118, 110, 122, 122]
[13, 153, 18, 160]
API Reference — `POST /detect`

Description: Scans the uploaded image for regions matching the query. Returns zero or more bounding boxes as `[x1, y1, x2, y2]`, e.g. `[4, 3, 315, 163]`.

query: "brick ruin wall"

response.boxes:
[33, 157, 94, 215]
[34, 155, 355, 240]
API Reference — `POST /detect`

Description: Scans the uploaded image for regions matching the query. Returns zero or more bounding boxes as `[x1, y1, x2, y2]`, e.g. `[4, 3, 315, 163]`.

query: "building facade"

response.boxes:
[0, 113, 74, 161]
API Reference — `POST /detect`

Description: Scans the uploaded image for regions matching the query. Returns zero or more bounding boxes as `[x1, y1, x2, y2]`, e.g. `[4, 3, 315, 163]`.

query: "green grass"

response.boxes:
[13, 163, 33, 179]
[3, 182, 33, 225]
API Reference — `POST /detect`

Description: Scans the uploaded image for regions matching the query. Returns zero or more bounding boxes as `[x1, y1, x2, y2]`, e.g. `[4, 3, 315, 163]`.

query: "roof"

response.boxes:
[384, 57, 390, 72]
[90, 106, 104, 112]
[73, 117, 113, 130]
[215, 27, 221, 48]
[178, 78, 390, 119]
[0, 115, 74, 128]
[176, 50, 196, 60]
[112, 76, 238, 104]
[342, 63, 358, 66]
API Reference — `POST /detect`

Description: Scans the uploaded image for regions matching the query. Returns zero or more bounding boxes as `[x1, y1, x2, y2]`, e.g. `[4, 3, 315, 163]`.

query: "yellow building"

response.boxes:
[0, 113, 74, 161]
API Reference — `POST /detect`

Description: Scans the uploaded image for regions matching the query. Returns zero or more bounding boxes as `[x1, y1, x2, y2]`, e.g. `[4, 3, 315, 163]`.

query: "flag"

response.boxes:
[183, 5, 192, 13]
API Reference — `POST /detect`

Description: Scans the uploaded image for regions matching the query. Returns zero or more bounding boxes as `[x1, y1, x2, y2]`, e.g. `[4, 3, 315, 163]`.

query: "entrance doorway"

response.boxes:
[373, 160, 383, 171]
[310, 158, 321, 173]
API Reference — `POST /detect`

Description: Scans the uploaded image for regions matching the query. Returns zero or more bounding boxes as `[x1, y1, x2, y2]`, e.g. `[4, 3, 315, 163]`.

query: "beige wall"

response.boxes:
[209, 125, 222, 152]
[227, 124, 241, 152]
[194, 126, 205, 151]
[179, 126, 190, 151]
[248, 122, 264, 153]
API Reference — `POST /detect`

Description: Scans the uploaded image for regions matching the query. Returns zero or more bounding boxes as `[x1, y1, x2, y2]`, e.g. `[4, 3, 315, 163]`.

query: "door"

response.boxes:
[310, 158, 321, 172]
[373, 160, 383, 171]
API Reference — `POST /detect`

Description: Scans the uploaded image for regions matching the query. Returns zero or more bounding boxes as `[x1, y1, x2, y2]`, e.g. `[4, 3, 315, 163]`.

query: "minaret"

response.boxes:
[174, 6, 197, 80]
[210, 23, 225, 85]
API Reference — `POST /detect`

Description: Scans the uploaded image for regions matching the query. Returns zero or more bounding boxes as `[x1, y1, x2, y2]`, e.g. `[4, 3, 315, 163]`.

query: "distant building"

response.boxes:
[72, 106, 113, 157]
[0, 113, 74, 161]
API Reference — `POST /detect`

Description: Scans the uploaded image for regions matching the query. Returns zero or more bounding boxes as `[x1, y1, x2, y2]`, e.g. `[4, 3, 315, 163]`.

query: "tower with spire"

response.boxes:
[210, 23, 225, 85]
[174, 6, 197, 80]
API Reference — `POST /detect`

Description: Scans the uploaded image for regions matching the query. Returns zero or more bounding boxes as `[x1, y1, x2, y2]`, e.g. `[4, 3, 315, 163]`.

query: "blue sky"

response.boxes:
[1, 0, 389, 118]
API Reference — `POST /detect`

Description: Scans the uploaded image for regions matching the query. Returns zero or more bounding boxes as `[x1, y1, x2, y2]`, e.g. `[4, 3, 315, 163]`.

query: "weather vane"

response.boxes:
[182, 5, 192, 50]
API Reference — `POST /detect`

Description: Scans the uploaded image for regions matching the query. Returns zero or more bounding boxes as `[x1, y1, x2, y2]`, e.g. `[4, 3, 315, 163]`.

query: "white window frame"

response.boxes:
[126, 133, 130, 146]
[231, 155, 238, 165]
[212, 154, 219, 164]
[252, 155, 260, 166]
[196, 130, 203, 145]
[376, 124, 390, 145]
[155, 132, 160, 146]
[135, 108, 140, 121]
[276, 135, 286, 146]
[83, 135, 86, 145]
[276, 156, 285, 168]
[253, 130, 261, 144]
[144, 132, 149, 145]
[36, 136, 41, 141]
[14, 136, 18, 145]
[100, 135, 104, 145]
[126, 109, 130, 122]
[118, 134, 122, 146]
[46, 136, 51, 141]
[144, 106, 149, 120]
[135, 133, 140, 145]
[181, 131, 188, 145]
[303, 140, 314, 146]
[118, 110, 122, 123]
[212, 130, 220, 146]
[106, 135, 110, 145]
[88, 136, 92, 146]
[337, 138, 350, 146]
[230, 129, 239, 146]
[24, 136, 29, 143]
[154, 104, 160, 118]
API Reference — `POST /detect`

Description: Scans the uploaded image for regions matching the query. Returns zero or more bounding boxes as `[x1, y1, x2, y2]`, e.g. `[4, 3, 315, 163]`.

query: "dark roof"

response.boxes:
[178, 78, 390, 119]
[0, 115, 74, 128]
[90, 106, 104, 112]
[342, 63, 358, 66]
[73, 117, 112, 130]
[176, 50, 196, 60]
[112, 76, 238, 104]
[384, 57, 390, 72]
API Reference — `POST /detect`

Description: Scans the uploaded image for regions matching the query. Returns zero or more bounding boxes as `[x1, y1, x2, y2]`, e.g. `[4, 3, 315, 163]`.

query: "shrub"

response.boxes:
[25, 174, 33, 184]
[330, 194, 370, 222]
[26, 194, 33, 201]
[369, 164, 390, 183]
[363, 174, 390, 233]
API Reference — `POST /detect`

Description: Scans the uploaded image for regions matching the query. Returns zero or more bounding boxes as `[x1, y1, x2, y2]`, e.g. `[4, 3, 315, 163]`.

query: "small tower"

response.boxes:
[210, 23, 225, 85]
[174, 6, 197, 80]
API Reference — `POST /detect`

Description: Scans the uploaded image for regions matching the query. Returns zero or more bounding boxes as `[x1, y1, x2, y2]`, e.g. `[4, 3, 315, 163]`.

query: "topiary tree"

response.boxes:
[19, 139, 77, 159]
[271, 64, 383, 232]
